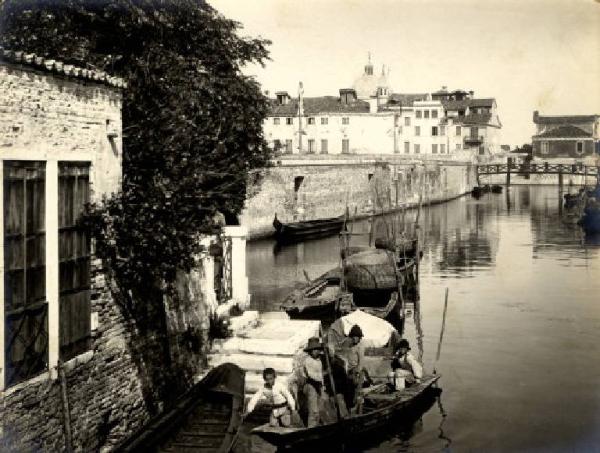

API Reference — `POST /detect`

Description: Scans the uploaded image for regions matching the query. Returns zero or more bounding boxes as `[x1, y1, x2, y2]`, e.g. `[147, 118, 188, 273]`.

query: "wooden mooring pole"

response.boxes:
[506, 157, 512, 187]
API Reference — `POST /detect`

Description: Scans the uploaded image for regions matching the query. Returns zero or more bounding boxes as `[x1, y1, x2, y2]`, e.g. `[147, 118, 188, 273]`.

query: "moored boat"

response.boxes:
[344, 248, 417, 305]
[273, 214, 346, 243]
[491, 185, 503, 193]
[252, 374, 441, 451]
[115, 363, 245, 453]
[280, 272, 354, 320]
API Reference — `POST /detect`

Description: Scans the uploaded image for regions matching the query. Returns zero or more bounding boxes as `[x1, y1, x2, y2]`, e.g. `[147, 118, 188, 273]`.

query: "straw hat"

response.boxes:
[304, 337, 324, 352]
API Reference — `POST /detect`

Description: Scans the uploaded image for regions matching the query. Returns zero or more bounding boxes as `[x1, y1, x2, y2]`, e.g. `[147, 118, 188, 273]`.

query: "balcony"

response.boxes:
[464, 135, 484, 145]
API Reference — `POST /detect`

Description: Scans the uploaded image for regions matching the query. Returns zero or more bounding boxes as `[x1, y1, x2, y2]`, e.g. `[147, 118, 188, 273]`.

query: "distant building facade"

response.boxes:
[263, 59, 502, 157]
[532, 111, 600, 160]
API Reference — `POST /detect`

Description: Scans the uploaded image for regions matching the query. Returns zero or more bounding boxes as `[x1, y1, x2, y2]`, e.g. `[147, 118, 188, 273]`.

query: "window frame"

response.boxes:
[320, 139, 328, 154]
[273, 117, 280, 125]
[416, 110, 422, 119]
[321, 117, 328, 125]
[342, 117, 350, 125]
[575, 141, 584, 155]
[415, 126, 421, 136]
[540, 141, 549, 155]
[432, 126, 439, 136]
[2, 161, 48, 388]
[404, 142, 410, 154]
[456, 126, 461, 136]
[342, 138, 350, 154]
[424, 110, 430, 119]
[286, 117, 293, 125]
[414, 144, 421, 154]
[404, 117, 410, 126]
[307, 117, 316, 125]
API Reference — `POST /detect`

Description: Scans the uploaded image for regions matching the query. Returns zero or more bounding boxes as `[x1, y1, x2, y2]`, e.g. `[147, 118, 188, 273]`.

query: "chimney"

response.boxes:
[339, 88, 357, 105]
[275, 91, 290, 105]
[442, 85, 448, 91]
[533, 110, 539, 122]
[468, 90, 474, 98]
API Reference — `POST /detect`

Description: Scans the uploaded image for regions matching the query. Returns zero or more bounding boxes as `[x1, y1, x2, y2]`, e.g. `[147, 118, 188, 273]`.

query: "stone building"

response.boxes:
[0, 49, 247, 451]
[532, 111, 600, 161]
[263, 58, 502, 157]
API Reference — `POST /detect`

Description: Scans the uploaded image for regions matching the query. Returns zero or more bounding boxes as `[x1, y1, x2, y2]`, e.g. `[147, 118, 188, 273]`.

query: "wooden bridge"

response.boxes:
[477, 158, 600, 186]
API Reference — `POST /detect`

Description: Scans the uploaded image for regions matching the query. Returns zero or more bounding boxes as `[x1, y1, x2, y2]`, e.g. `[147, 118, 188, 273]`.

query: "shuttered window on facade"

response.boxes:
[58, 163, 91, 361]
[4, 161, 48, 387]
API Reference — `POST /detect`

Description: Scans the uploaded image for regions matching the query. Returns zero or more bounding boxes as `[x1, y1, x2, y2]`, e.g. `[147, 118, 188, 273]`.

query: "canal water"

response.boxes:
[245, 185, 600, 452]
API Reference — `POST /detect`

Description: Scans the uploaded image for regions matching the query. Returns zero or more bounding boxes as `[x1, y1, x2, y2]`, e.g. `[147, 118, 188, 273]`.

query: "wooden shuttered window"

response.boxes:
[4, 161, 48, 387]
[58, 163, 91, 361]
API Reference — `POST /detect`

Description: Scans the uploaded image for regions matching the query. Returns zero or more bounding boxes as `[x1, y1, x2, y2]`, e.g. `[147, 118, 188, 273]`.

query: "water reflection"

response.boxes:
[246, 186, 600, 452]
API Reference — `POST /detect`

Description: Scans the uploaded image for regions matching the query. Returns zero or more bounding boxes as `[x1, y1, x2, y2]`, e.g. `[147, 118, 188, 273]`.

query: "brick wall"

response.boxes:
[0, 61, 212, 451]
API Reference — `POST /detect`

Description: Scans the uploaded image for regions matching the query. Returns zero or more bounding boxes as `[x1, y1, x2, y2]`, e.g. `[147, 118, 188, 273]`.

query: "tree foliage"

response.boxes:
[1, 0, 272, 291]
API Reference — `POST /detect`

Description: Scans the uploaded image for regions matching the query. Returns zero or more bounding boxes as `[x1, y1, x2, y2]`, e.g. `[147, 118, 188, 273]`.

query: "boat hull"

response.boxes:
[273, 215, 345, 243]
[252, 375, 441, 450]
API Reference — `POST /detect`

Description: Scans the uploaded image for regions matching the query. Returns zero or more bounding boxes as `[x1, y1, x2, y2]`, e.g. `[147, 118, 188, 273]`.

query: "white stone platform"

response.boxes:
[207, 311, 320, 394]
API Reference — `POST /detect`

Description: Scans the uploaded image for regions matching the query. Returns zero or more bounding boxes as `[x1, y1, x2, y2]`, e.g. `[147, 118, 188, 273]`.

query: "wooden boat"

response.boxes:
[344, 249, 417, 305]
[491, 185, 503, 194]
[471, 185, 491, 198]
[252, 374, 441, 451]
[273, 214, 346, 243]
[280, 272, 354, 320]
[116, 363, 245, 453]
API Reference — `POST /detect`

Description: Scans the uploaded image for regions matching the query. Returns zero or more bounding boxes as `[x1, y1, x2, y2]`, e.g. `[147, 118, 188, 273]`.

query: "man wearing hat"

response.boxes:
[302, 337, 325, 427]
[388, 339, 423, 390]
[336, 324, 371, 410]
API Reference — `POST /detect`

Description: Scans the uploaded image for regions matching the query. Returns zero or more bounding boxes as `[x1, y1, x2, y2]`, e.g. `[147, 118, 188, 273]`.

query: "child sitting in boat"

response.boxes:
[244, 367, 296, 427]
[388, 339, 423, 390]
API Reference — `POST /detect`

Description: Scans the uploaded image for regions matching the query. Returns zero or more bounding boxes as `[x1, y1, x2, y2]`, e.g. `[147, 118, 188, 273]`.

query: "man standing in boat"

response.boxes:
[301, 337, 325, 427]
[335, 325, 372, 411]
[245, 368, 297, 427]
[388, 339, 423, 389]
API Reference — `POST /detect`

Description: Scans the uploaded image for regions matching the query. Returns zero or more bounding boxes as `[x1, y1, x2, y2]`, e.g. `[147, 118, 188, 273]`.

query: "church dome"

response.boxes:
[352, 58, 391, 99]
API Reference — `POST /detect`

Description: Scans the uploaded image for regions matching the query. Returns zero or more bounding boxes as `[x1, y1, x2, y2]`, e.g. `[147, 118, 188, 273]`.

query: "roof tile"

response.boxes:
[534, 125, 592, 138]
[0, 46, 126, 89]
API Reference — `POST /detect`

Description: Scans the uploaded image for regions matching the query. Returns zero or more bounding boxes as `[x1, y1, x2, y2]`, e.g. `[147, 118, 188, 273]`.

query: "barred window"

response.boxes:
[4, 161, 48, 387]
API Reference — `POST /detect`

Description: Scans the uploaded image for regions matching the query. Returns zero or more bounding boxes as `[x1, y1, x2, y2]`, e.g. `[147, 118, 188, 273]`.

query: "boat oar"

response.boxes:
[225, 413, 246, 452]
[433, 288, 449, 374]
[303, 269, 312, 283]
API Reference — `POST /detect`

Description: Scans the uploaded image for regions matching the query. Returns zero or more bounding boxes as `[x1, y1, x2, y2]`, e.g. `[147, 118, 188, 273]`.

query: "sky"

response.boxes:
[209, 0, 600, 147]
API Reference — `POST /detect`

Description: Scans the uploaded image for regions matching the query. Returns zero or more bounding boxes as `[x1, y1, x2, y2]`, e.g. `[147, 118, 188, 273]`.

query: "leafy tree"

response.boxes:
[1, 0, 272, 406]
[1, 0, 272, 291]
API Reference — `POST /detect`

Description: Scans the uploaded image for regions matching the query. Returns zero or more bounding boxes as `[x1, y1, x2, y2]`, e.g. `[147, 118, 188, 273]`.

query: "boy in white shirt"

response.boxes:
[245, 367, 296, 427]
[388, 339, 423, 390]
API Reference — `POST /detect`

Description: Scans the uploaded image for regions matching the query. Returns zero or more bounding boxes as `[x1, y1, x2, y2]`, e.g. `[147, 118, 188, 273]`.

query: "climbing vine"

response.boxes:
[1, 0, 273, 296]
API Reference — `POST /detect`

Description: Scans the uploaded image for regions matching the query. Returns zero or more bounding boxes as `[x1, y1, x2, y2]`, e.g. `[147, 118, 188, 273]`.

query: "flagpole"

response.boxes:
[298, 81, 303, 154]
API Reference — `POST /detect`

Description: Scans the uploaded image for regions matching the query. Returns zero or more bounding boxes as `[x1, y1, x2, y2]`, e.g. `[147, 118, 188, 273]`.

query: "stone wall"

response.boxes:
[241, 155, 477, 238]
[0, 60, 215, 451]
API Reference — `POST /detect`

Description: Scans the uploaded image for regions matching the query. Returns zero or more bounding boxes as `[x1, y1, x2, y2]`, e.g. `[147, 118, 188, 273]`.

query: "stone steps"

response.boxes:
[205, 311, 319, 400]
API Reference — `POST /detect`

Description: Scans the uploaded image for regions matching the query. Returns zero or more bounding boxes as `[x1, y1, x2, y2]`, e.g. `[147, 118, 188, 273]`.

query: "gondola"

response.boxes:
[273, 214, 346, 243]
[491, 185, 503, 194]
[116, 363, 245, 453]
[252, 375, 441, 451]
[280, 271, 354, 320]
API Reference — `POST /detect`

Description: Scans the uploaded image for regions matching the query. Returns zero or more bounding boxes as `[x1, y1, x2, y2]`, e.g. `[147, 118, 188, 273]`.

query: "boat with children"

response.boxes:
[251, 311, 442, 451]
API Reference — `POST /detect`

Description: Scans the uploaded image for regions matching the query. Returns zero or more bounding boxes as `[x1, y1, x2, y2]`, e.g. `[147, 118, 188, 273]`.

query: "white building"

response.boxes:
[263, 59, 502, 157]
